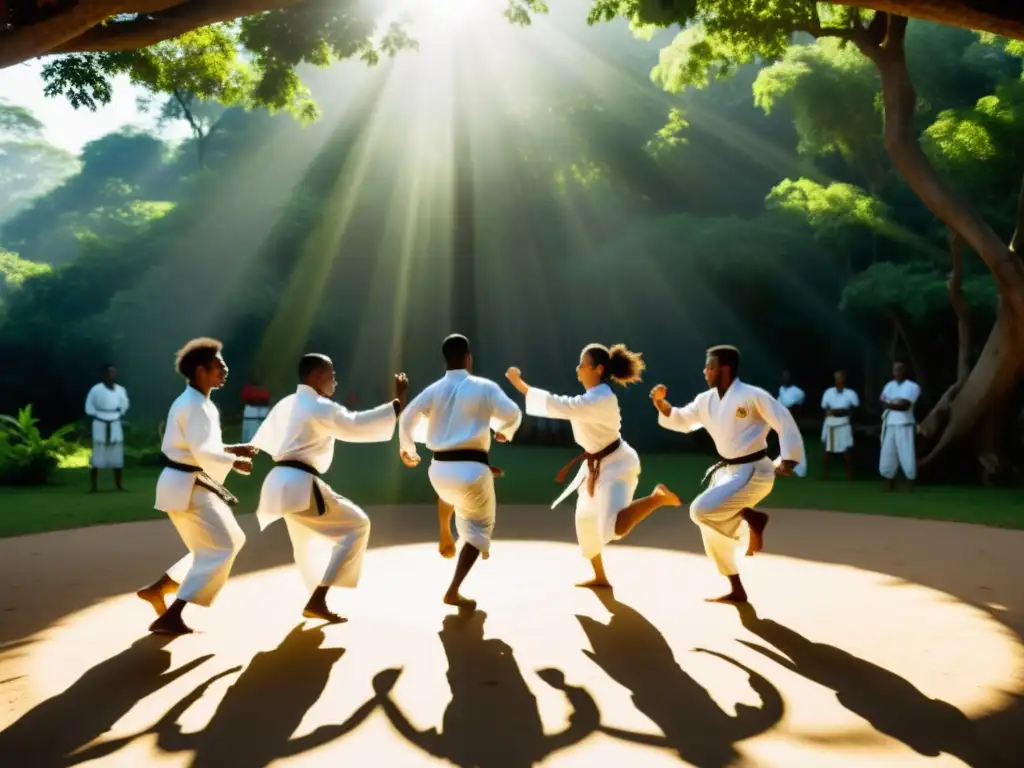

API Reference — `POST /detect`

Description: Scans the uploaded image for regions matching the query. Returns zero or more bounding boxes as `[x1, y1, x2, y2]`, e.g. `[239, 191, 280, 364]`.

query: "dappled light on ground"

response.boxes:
[2, 541, 1021, 766]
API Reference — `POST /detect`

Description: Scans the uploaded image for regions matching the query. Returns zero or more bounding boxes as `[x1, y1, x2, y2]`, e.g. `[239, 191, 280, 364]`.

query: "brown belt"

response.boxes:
[555, 439, 622, 497]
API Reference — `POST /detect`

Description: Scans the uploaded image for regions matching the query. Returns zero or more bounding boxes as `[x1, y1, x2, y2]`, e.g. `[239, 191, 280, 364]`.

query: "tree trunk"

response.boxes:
[858, 15, 1024, 476]
[917, 229, 975, 447]
[890, 312, 927, 388]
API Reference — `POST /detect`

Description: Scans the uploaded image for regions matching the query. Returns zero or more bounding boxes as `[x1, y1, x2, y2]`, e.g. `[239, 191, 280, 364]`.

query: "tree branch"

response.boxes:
[0, 0, 302, 68]
[54, 0, 305, 53]
[947, 228, 972, 384]
[823, 1, 1024, 41]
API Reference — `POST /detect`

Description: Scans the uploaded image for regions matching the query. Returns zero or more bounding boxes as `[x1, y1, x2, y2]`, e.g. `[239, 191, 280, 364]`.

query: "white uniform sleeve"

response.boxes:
[657, 398, 705, 434]
[183, 402, 236, 475]
[752, 390, 805, 465]
[398, 385, 433, 459]
[327, 401, 397, 444]
[488, 382, 522, 441]
[525, 387, 608, 422]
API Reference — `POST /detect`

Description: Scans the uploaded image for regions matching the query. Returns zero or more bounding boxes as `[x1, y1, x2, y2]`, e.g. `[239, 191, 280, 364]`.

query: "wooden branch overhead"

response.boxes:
[825, 1, 1024, 41]
[1, 0, 1023, 73]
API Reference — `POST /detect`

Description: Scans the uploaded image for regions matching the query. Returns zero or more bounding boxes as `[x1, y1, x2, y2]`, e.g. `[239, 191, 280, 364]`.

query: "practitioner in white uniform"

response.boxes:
[399, 334, 522, 609]
[777, 370, 807, 478]
[505, 343, 681, 588]
[652, 345, 804, 604]
[136, 338, 257, 635]
[84, 364, 130, 492]
[251, 354, 407, 623]
[820, 369, 859, 481]
[879, 361, 921, 491]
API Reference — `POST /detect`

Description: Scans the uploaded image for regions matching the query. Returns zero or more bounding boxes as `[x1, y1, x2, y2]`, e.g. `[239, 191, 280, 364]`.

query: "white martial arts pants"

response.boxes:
[689, 459, 775, 576]
[880, 424, 916, 480]
[429, 461, 496, 554]
[90, 442, 124, 469]
[165, 488, 246, 607]
[283, 485, 371, 593]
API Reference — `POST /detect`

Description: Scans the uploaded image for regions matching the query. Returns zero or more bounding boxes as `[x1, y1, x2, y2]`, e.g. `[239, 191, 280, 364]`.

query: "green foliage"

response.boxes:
[644, 106, 689, 157]
[840, 261, 996, 323]
[0, 249, 51, 299]
[0, 405, 76, 486]
[765, 178, 931, 254]
[753, 39, 884, 187]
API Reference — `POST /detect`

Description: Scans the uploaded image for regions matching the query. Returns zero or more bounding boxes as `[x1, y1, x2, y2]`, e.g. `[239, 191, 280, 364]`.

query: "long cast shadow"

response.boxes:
[68, 623, 379, 767]
[734, 603, 1009, 767]
[0, 635, 210, 767]
[375, 610, 601, 767]
[579, 590, 783, 768]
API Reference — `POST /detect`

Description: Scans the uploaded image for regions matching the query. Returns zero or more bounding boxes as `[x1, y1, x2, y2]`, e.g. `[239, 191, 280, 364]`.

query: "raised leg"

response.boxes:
[613, 483, 682, 537]
[437, 498, 456, 559]
[741, 508, 769, 556]
[136, 572, 179, 617]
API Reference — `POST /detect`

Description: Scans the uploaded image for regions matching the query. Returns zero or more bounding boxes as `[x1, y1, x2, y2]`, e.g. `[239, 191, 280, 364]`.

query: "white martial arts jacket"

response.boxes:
[155, 386, 237, 513]
[399, 369, 522, 461]
[659, 379, 806, 466]
[251, 385, 398, 528]
[880, 379, 921, 427]
[85, 383, 129, 445]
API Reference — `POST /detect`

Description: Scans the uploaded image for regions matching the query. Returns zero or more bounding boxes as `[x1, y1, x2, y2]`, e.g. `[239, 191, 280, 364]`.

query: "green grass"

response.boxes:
[1, 444, 1021, 538]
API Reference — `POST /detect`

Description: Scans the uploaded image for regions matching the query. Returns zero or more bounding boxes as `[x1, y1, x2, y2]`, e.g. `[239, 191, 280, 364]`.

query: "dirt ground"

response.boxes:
[1, 505, 1022, 767]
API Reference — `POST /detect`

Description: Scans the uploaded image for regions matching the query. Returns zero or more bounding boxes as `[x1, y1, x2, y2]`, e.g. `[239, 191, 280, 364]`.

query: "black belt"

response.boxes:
[433, 449, 489, 465]
[94, 416, 120, 444]
[432, 449, 504, 478]
[162, 454, 238, 506]
[276, 460, 325, 515]
[702, 449, 769, 486]
[556, 438, 621, 497]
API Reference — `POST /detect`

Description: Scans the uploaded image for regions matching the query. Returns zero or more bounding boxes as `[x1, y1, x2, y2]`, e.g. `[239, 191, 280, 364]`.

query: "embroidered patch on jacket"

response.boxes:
[735, 406, 748, 419]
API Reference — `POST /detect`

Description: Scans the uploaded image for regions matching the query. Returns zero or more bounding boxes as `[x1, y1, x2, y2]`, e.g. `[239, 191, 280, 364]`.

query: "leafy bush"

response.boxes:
[0, 405, 77, 485]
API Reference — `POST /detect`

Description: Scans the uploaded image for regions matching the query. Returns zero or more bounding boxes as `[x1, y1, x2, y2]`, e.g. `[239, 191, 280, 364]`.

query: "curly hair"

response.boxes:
[174, 337, 223, 380]
[583, 343, 646, 387]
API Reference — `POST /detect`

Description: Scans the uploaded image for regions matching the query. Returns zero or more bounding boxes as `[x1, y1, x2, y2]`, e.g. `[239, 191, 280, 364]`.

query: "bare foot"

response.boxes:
[653, 483, 682, 506]
[149, 613, 193, 635]
[576, 578, 612, 589]
[438, 533, 456, 559]
[136, 586, 168, 617]
[303, 605, 348, 624]
[705, 591, 748, 604]
[742, 509, 769, 556]
[443, 592, 477, 610]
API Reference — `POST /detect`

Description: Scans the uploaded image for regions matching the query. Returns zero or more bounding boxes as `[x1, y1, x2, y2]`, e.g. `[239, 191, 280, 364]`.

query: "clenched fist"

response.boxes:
[394, 373, 409, 401]
[505, 367, 528, 395]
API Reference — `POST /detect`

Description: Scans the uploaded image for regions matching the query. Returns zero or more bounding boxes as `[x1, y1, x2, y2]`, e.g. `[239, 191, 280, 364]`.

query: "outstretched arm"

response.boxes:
[652, 385, 705, 434]
[507, 367, 611, 424]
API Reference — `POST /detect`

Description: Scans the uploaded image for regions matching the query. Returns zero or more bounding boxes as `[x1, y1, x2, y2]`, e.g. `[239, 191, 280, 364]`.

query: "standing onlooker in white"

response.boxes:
[879, 361, 921, 491]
